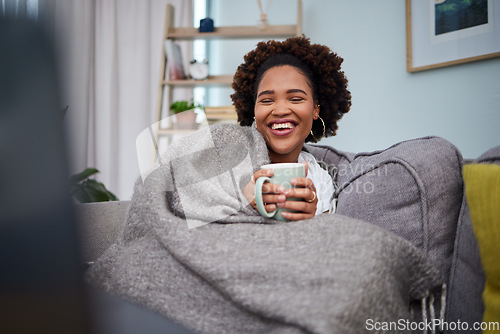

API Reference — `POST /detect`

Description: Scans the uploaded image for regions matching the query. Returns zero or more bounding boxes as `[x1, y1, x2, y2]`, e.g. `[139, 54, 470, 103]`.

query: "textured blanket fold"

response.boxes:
[86, 124, 442, 334]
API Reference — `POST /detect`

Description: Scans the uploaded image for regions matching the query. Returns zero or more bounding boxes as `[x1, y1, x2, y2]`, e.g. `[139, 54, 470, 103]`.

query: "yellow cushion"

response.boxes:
[463, 164, 500, 328]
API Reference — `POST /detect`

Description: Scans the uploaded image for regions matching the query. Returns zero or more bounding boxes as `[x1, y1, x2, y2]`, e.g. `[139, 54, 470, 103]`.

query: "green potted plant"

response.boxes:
[70, 168, 118, 203]
[170, 100, 203, 129]
[61, 107, 118, 203]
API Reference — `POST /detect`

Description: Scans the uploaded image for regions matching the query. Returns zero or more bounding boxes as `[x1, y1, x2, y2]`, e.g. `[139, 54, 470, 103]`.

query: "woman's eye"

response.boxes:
[290, 97, 304, 102]
[259, 99, 273, 104]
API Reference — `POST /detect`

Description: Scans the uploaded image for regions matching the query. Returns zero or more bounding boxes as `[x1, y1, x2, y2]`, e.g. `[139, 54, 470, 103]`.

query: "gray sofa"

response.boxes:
[77, 139, 500, 333]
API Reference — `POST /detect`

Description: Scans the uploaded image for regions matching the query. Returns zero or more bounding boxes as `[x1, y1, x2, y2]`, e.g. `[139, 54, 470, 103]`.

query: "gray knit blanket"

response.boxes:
[86, 124, 442, 334]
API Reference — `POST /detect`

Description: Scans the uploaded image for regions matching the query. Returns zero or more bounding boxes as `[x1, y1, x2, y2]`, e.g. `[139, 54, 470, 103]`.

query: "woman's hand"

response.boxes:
[244, 168, 279, 214]
[244, 162, 318, 220]
[278, 171, 318, 221]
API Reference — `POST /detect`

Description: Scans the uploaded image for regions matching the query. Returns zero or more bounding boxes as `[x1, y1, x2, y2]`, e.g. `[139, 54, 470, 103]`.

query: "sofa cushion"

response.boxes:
[446, 146, 500, 329]
[476, 146, 500, 164]
[445, 200, 485, 331]
[464, 163, 500, 328]
[76, 201, 130, 263]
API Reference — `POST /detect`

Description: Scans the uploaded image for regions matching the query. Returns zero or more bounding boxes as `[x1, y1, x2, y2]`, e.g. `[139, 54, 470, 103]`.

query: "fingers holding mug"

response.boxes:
[252, 168, 273, 183]
[276, 177, 317, 220]
[245, 168, 277, 212]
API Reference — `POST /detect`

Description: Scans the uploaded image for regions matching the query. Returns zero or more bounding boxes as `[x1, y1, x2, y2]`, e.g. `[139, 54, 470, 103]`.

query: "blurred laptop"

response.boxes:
[0, 17, 194, 334]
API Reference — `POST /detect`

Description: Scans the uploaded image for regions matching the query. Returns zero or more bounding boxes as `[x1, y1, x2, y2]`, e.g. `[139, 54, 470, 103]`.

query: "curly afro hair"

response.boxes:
[231, 36, 351, 143]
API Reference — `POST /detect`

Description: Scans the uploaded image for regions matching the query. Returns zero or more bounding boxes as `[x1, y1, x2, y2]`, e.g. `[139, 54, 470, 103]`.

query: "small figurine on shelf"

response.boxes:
[188, 59, 209, 80]
[199, 17, 214, 32]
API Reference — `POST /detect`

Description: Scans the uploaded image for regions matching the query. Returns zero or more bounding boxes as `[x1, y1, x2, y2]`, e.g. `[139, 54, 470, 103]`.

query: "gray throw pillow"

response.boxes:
[308, 136, 464, 324]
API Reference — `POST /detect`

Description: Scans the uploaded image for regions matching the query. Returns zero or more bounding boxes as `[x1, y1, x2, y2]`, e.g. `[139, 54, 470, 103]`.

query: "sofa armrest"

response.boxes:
[76, 201, 130, 263]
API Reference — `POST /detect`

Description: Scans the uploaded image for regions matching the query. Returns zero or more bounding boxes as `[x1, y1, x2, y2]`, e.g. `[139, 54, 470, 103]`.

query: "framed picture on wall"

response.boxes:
[406, 0, 500, 72]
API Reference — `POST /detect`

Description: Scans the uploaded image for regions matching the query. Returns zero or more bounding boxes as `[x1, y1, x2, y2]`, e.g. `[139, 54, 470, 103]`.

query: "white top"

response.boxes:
[298, 151, 335, 215]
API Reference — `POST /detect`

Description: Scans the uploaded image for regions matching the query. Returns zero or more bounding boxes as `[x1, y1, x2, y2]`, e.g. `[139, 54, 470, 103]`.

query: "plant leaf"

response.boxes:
[106, 189, 119, 201]
[71, 186, 92, 203]
[70, 168, 100, 184]
[80, 179, 111, 202]
[69, 168, 119, 203]
[170, 100, 201, 114]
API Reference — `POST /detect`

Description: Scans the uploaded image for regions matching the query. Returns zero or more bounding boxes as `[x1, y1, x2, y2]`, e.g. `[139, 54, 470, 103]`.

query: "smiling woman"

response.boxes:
[232, 36, 351, 219]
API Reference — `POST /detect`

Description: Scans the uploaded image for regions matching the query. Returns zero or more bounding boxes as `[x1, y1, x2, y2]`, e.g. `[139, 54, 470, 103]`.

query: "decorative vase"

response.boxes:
[174, 110, 198, 129]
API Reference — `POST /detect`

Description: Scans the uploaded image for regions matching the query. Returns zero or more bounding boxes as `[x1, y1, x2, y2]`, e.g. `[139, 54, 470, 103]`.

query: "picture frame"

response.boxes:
[406, 0, 500, 72]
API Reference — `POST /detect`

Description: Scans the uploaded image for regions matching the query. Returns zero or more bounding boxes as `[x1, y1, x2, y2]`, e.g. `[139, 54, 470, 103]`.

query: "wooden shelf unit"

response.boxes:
[154, 0, 302, 142]
[162, 74, 234, 87]
[166, 25, 300, 40]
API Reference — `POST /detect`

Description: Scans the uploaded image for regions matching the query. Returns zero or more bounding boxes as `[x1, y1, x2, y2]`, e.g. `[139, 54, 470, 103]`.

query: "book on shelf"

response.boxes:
[164, 40, 186, 80]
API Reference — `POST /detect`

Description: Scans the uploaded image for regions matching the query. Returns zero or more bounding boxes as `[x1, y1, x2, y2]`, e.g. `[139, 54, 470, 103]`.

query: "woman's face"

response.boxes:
[254, 65, 319, 163]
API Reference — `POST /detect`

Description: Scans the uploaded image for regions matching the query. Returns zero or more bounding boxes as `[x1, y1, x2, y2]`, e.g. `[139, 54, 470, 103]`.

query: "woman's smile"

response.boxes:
[268, 119, 298, 136]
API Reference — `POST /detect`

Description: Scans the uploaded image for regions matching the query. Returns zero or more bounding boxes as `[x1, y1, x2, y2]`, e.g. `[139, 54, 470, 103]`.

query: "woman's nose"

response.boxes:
[271, 102, 291, 117]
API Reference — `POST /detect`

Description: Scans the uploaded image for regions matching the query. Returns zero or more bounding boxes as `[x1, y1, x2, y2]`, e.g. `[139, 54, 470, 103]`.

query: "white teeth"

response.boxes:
[271, 122, 295, 130]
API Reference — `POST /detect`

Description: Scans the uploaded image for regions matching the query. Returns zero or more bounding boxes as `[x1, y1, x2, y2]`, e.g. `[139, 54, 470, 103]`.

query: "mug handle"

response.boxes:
[255, 176, 277, 218]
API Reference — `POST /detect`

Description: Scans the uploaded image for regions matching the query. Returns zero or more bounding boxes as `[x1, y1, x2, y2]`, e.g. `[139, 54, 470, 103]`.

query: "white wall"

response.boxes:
[208, 0, 500, 159]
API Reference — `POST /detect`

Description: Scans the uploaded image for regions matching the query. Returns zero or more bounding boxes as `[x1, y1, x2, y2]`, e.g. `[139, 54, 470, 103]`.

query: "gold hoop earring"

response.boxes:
[310, 116, 325, 141]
